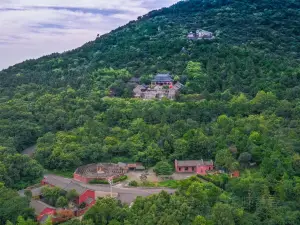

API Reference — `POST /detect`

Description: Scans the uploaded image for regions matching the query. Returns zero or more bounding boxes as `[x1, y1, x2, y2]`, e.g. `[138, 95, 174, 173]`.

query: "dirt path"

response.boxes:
[22, 145, 36, 157]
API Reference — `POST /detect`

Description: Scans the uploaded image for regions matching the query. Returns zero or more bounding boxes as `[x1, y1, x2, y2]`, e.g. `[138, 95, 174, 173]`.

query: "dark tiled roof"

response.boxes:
[43, 176, 70, 189]
[118, 162, 127, 168]
[43, 176, 90, 195]
[63, 181, 87, 195]
[152, 74, 173, 82]
[30, 200, 54, 215]
[177, 160, 213, 167]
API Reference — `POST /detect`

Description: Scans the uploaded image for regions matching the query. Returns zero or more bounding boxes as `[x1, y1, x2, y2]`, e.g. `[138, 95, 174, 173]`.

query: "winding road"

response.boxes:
[46, 175, 176, 204]
[21, 146, 176, 203]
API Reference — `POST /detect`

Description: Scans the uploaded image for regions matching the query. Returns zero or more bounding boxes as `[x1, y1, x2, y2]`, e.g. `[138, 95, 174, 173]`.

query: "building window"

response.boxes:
[185, 167, 189, 171]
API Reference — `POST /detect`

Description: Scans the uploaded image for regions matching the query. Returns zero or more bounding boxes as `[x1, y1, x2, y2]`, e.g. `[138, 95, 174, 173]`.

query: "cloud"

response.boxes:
[0, 0, 179, 70]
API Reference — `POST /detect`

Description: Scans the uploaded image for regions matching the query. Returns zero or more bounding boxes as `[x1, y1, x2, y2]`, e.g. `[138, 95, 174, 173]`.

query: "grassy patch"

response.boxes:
[89, 175, 128, 184]
[157, 180, 181, 189]
[134, 180, 180, 189]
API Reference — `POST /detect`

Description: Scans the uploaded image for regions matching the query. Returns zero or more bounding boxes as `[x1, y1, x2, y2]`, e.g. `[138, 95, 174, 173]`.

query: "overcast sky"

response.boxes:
[0, 0, 179, 70]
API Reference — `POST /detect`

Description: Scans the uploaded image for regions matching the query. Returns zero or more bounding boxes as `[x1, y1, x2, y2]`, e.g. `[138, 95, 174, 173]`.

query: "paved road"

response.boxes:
[46, 175, 176, 204]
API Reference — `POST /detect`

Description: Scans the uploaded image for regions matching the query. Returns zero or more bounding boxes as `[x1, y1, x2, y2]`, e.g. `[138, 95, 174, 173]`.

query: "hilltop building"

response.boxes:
[151, 73, 173, 86]
[133, 74, 183, 100]
[187, 29, 214, 40]
[174, 159, 214, 175]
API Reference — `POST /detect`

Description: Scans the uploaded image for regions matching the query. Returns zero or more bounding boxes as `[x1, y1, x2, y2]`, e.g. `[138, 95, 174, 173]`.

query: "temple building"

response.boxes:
[174, 159, 214, 175]
[187, 29, 215, 40]
[151, 74, 173, 86]
[133, 73, 183, 100]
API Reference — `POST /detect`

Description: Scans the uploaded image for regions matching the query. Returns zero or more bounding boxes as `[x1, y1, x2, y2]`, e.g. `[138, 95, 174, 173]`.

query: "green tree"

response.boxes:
[238, 152, 252, 169]
[184, 61, 207, 92]
[83, 198, 128, 225]
[24, 190, 32, 200]
[212, 203, 235, 225]
[56, 196, 68, 208]
[66, 189, 79, 201]
[16, 216, 37, 225]
[192, 216, 212, 225]
[215, 149, 237, 172]
[41, 186, 62, 206]
[154, 161, 173, 175]
[0, 186, 34, 225]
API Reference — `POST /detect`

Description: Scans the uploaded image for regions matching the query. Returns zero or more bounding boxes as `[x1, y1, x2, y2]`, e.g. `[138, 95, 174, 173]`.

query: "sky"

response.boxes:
[0, 0, 179, 70]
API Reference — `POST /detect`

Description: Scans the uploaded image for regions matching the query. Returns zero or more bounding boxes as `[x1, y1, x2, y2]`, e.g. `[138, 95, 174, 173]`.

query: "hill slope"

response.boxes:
[1, 0, 300, 97]
[0, 1, 300, 224]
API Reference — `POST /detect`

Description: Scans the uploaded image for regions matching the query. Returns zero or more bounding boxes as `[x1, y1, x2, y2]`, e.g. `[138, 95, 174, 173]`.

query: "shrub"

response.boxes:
[140, 181, 156, 187]
[89, 175, 128, 184]
[158, 180, 180, 189]
[154, 161, 173, 175]
[66, 189, 79, 201]
[56, 196, 68, 208]
[128, 180, 138, 187]
[113, 175, 128, 183]
[89, 179, 109, 184]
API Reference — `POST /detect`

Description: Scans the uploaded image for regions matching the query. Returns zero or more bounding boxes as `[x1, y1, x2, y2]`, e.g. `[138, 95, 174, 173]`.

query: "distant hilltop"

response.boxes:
[187, 29, 215, 40]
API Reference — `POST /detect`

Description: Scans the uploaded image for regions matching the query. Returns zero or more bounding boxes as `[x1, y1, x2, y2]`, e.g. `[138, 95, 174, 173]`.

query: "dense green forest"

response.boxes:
[0, 0, 300, 224]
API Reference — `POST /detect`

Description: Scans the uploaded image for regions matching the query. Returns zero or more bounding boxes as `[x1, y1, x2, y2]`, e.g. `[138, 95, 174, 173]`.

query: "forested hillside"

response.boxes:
[0, 0, 300, 224]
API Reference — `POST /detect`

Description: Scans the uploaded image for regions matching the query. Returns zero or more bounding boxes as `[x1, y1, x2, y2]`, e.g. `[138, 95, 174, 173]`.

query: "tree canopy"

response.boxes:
[0, 0, 300, 224]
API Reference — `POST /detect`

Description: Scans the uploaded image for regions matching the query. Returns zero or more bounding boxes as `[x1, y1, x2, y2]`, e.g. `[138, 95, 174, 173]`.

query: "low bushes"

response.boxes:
[197, 174, 229, 189]
[89, 179, 109, 184]
[89, 175, 128, 184]
[128, 180, 138, 187]
[158, 180, 180, 188]
[114, 175, 128, 183]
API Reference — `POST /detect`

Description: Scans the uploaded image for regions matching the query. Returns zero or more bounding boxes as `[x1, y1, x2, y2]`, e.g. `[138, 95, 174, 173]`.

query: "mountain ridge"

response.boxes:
[1, 0, 299, 91]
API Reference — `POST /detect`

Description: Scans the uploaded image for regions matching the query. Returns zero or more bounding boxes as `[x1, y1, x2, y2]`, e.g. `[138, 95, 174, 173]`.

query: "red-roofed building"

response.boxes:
[175, 159, 214, 175]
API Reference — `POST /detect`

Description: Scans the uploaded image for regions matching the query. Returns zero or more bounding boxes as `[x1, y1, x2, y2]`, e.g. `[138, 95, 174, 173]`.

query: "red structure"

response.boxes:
[175, 159, 214, 175]
[230, 170, 240, 178]
[78, 189, 95, 205]
[30, 200, 56, 224]
[41, 176, 96, 211]
[73, 173, 89, 183]
[37, 207, 56, 222]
